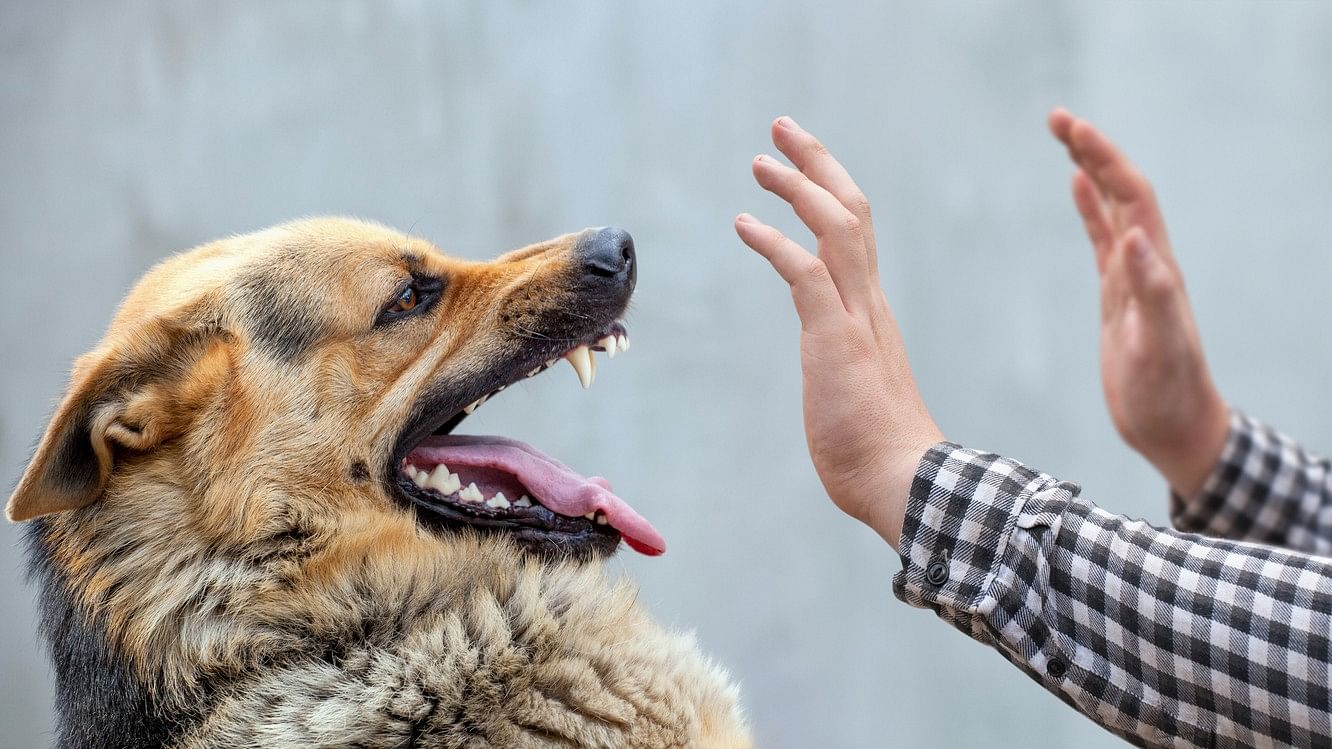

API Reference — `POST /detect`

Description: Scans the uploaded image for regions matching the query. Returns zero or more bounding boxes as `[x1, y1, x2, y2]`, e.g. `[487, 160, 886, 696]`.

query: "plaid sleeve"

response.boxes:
[1171, 410, 1332, 555]
[893, 442, 1332, 748]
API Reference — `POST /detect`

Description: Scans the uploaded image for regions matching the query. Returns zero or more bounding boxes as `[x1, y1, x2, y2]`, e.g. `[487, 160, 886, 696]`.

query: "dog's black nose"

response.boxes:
[575, 227, 636, 289]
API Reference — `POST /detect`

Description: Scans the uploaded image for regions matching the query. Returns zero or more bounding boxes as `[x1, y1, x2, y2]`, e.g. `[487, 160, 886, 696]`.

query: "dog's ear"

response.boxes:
[7, 319, 229, 522]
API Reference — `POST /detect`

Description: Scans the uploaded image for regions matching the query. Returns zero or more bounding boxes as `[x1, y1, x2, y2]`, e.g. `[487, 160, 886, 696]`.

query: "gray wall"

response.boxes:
[3, 1, 1331, 746]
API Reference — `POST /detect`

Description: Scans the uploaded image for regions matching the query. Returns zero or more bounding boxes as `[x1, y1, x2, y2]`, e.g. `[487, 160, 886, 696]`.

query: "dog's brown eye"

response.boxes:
[375, 274, 442, 323]
[390, 286, 418, 313]
[376, 276, 443, 326]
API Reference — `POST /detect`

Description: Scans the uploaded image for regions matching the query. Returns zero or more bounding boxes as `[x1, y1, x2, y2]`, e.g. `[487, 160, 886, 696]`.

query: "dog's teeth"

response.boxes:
[527, 367, 541, 377]
[583, 511, 596, 520]
[486, 492, 511, 509]
[425, 464, 454, 494]
[514, 495, 532, 508]
[463, 400, 479, 414]
[565, 345, 594, 389]
[546, 358, 559, 367]
[409, 466, 428, 487]
[495, 385, 506, 392]
[595, 513, 608, 525]
[617, 333, 629, 352]
[460, 483, 484, 503]
[597, 335, 618, 358]
[439, 472, 462, 496]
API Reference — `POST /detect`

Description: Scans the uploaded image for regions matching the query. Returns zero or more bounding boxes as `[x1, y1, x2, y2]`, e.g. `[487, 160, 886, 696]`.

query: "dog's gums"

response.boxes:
[392, 321, 666, 559]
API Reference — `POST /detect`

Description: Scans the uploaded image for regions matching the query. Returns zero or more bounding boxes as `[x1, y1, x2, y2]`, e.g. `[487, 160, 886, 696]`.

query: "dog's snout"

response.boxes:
[576, 227, 636, 289]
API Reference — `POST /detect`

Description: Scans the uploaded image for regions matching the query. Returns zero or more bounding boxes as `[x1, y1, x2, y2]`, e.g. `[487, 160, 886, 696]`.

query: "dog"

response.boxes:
[8, 218, 751, 748]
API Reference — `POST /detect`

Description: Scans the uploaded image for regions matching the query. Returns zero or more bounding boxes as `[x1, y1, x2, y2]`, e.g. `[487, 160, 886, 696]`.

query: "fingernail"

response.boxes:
[776, 116, 799, 132]
[754, 154, 776, 165]
[736, 213, 757, 225]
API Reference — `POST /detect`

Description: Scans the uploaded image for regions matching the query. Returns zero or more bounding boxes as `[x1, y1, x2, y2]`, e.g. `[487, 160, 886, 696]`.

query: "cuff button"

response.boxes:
[925, 560, 949, 586]
[1046, 657, 1068, 679]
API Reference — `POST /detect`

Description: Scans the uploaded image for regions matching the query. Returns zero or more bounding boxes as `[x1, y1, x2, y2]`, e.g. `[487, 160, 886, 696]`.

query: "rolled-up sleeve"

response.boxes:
[1172, 411, 1332, 556]
[894, 442, 1332, 748]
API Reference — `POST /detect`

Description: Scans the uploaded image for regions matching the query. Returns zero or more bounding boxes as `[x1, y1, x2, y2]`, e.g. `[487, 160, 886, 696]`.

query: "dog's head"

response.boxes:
[7, 217, 664, 560]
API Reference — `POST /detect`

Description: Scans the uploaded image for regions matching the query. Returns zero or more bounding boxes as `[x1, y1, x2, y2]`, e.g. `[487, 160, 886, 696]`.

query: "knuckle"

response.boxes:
[802, 257, 830, 284]
[840, 212, 863, 239]
[848, 193, 873, 220]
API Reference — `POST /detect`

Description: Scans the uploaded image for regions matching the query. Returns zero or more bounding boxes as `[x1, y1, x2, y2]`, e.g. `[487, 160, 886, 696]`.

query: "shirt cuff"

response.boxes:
[892, 442, 1061, 621]
[1169, 410, 1261, 535]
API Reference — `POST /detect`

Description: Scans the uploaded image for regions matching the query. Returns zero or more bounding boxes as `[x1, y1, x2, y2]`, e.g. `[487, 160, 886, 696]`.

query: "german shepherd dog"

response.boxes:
[8, 219, 750, 748]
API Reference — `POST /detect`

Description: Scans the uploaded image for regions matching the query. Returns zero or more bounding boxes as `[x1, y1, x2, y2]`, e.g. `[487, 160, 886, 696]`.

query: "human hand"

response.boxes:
[735, 116, 943, 551]
[1049, 108, 1229, 497]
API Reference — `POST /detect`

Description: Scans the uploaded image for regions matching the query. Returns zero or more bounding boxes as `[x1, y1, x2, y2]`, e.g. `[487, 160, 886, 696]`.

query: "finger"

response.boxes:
[1099, 230, 1134, 325]
[734, 213, 847, 325]
[751, 155, 875, 308]
[769, 116, 880, 276]
[1048, 107, 1087, 168]
[1067, 120, 1170, 246]
[1071, 170, 1114, 273]
[1048, 107, 1077, 148]
[1123, 228, 1178, 315]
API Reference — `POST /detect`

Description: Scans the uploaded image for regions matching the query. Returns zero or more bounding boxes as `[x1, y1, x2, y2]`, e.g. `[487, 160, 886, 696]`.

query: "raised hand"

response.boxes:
[735, 117, 943, 549]
[1049, 109, 1229, 497]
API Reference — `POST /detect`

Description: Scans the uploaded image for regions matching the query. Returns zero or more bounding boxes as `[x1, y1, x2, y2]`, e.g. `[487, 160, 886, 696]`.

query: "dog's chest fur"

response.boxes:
[28, 518, 748, 749]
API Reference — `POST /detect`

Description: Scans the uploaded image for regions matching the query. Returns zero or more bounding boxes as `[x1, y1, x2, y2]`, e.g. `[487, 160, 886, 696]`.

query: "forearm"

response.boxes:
[1172, 410, 1332, 555]
[894, 443, 1332, 747]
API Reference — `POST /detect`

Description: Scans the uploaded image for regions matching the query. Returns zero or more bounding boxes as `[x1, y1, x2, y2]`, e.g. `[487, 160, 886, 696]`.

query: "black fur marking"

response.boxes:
[24, 520, 199, 748]
[348, 461, 370, 483]
[234, 270, 326, 361]
[47, 406, 99, 495]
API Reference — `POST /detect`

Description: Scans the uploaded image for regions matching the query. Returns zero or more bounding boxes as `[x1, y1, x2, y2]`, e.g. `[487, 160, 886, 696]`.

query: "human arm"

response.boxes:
[897, 441, 1332, 747]
[1050, 109, 1332, 554]
[1173, 410, 1332, 556]
[736, 116, 1332, 746]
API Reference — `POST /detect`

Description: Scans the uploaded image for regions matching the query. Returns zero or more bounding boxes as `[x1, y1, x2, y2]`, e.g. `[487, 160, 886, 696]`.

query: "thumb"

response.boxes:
[1123, 228, 1177, 313]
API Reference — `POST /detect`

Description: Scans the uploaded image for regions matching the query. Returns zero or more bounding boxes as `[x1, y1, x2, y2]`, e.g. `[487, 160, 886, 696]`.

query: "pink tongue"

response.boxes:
[407, 435, 665, 556]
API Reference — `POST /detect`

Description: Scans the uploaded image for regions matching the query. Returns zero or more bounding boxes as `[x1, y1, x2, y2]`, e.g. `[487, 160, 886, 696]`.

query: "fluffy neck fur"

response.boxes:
[29, 472, 750, 748]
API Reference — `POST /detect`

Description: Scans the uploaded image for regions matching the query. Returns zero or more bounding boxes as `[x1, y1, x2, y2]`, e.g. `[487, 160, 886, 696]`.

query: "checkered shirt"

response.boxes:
[893, 413, 1332, 748]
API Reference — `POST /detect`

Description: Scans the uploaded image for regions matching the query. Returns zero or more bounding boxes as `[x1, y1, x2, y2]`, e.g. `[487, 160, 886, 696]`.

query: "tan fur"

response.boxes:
[10, 218, 750, 748]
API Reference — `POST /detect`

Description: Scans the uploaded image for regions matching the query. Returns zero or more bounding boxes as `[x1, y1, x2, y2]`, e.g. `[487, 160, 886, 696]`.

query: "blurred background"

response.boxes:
[3, 1, 1332, 746]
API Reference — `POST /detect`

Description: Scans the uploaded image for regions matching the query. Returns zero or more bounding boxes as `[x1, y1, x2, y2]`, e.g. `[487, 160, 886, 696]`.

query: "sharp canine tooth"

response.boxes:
[598, 335, 617, 358]
[440, 472, 461, 495]
[565, 345, 594, 389]
[463, 400, 479, 414]
[514, 495, 532, 507]
[617, 333, 629, 352]
[426, 465, 453, 493]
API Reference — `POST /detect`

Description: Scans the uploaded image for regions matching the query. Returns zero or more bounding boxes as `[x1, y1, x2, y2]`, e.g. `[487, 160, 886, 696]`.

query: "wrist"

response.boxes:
[1151, 392, 1231, 498]
[857, 437, 940, 553]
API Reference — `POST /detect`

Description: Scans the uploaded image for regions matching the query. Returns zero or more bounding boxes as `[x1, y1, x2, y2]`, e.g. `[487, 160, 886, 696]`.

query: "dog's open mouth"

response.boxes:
[392, 322, 665, 559]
